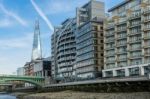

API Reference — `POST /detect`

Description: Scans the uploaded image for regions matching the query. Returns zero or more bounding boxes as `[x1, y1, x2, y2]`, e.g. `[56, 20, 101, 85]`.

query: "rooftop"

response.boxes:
[108, 0, 130, 12]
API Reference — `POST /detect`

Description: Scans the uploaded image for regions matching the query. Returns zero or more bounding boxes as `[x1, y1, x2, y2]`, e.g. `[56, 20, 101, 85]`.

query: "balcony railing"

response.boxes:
[105, 23, 115, 30]
[128, 12, 141, 20]
[143, 7, 150, 15]
[128, 31, 141, 36]
[115, 18, 127, 25]
[143, 18, 150, 23]
[117, 58, 127, 62]
[143, 36, 150, 40]
[116, 43, 127, 47]
[106, 60, 115, 63]
[116, 28, 127, 33]
[116, 51, 127, 55]
[105, 32, 114, 37]
[143, 27, 150, 31]
[105, 53, 115, 57]
[129, 23, 141, 28]
[105, 38, 115, 43]
[129, 47, 142, 51]
[128, 40, 141, 44]
[144, 52, 150, 56]
[129, 55, 142, 59]
[116, 36, 127, 40]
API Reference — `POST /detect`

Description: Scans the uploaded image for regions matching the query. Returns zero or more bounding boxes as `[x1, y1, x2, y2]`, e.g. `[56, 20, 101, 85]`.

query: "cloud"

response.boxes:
[0, 33, 32, 49]
[43, 0, 87, 15]
[0, 4, 27, 26]
[0, 18, 14, 27]
[30, 0, 54, 32]
[45, 1, 72, 15]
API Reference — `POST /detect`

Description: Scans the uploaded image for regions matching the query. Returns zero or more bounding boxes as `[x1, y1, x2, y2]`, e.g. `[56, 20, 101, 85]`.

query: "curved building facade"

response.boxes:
[51, 18, 76, 81]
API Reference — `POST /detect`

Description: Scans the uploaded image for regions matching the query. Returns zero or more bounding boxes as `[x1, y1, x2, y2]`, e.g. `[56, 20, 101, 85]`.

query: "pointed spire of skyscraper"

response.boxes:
[31, 19, 42, 61]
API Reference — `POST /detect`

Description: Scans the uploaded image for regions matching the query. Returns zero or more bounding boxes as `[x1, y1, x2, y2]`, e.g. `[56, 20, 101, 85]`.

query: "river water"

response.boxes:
[0, 94, 17, 99]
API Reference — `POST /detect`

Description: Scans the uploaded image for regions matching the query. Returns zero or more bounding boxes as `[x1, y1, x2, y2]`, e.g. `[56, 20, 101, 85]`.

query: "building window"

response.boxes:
[105, 71, 113, 77]
[144, 66, 150, 75]
[129, 67, 139, 76]
[116, 69, 125, 77]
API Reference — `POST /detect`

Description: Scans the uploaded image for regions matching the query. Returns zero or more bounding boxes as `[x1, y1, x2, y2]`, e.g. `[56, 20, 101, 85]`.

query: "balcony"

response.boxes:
[144, 52, 150, 56]
[105, 53, 115, 57]
[128, 31, 141, 36]
[105, 32, 114, 37]
[105, 47, 114, 51]
[128, 13, 141, 20]
[106, 60, 115, 64]
[116, 43, 127, 47]
[115, 19, 127, 26]
[143, 45, 150, 48]
[117, 58, 127, 62]
[129, 23, 141, 29]
[128, 40, 141, 44]
[143, 8, 150, 15]
[116, 36, 127, 40]
[105, 38, 115, 43]
[105, 24, 115, 30]
[116, 51, 127, 55]
[142, 18, 150, 23]
[116, 28, 127, 33]
[143, 27, 150, 32]
[143, 36, 150, 40]
[129, 55, 142, 59]
[129, 47, 142, 52]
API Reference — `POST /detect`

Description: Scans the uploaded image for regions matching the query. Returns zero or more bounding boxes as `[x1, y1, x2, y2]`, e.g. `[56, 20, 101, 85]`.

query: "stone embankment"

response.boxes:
[23, 91, 150, 99]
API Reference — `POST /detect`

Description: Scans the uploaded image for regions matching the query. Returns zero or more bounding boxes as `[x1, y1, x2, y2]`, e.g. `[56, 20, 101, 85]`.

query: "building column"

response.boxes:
[113, 70, 117, 77]
[140, 66, 145, 76]
[125, 68, 129, 77]
[102, 71, 106, 77]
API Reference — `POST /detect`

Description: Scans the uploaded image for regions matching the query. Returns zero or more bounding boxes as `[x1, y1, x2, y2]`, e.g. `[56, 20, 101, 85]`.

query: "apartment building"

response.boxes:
[24, 62, 34, 76]
[103, 0, 150, 77]
[75, 0, 105, 80]
[51, 27, 61, 79]
[51, 18, 76, 82]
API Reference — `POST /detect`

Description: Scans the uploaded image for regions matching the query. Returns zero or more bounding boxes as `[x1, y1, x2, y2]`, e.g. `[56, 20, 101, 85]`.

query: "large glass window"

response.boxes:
[129, 67, 139, 76]
[116, 69, 125, 77]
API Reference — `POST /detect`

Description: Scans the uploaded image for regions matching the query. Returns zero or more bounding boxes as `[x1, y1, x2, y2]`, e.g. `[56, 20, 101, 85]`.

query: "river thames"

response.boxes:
[0, 94, 17, 99]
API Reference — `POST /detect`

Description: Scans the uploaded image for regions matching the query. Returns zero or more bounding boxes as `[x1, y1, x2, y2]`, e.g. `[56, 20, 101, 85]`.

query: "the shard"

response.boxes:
[31, 19, 42, 61]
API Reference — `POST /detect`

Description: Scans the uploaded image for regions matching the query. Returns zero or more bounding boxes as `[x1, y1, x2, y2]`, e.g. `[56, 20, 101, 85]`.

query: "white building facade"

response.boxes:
[103, 0, 150, 77]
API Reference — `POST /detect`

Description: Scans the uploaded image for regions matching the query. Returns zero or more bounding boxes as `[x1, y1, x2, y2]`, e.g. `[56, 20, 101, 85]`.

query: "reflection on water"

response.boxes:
[0, 95, 17, 99]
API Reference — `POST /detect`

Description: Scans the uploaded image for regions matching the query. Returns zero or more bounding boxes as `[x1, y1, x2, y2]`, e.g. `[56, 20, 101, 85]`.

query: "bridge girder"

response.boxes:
[0, 75, 45, 87]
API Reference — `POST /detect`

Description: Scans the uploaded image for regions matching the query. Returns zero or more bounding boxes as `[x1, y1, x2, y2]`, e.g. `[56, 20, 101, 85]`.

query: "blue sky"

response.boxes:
[0, 0, 123, 74]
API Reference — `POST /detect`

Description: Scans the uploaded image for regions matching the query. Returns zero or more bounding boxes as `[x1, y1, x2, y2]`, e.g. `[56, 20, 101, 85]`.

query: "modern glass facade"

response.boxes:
[75, 20, 104, 80]
[51, 18, 76, 82]
[75, 0, 105, 80]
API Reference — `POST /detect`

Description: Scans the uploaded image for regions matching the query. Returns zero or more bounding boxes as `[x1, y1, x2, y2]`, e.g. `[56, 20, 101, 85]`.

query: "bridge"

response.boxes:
[0, 75, 45, 87]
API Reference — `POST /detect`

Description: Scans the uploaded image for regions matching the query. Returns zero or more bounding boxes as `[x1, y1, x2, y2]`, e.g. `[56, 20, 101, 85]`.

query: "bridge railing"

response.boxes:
[0, 74, 44, 79]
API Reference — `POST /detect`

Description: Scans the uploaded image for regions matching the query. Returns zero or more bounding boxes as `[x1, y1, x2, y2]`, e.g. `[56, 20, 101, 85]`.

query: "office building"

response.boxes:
[24, 19, 51, 78]
[103, 0, 150, 77]
[17, 67, 25, 76]
[33, 58, 51, 77]
[75, 0, 105, 80]
[51, 18, 76, 82]
[76, 0, 105, 26]
[32, 19, 42, 61]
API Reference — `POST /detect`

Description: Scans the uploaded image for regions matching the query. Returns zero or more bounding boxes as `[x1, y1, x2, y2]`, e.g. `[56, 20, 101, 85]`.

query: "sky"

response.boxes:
[0, 0, 123, 74]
